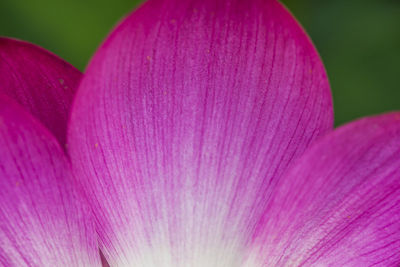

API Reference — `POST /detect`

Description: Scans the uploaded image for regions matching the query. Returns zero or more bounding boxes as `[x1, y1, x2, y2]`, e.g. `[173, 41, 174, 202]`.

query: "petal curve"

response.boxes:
[0, 94, 99, 266]
[69, 0, 333, 265]
[0, 37, 81, 145]
[247, 113, 400, 266]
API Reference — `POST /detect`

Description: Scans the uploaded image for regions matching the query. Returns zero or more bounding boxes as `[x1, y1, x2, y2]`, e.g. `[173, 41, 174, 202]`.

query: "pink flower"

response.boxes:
[0, 0, 399, 266]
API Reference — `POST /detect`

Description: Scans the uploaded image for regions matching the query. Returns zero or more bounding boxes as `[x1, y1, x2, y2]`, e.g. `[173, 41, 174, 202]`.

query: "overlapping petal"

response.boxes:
[68, 0, 333, 265]
[0, 94, 99, 266]
[246, 113, 400, 266]
[0, 37, 81, 145]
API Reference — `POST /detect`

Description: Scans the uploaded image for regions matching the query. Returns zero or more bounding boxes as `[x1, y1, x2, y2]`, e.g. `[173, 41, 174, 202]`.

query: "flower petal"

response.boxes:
[0, 94, 99, 266]
[68, 0, 333, 265]
[0, 37, 81, 145]
[247, 113, 400, 266]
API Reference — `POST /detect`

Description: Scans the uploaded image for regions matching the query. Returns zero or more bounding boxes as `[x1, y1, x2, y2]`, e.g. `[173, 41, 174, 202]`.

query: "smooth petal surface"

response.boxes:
[0, 95, 99, 266]
[0, 37, 81, 145]
[247, 113, 400, 266]
[68, 0, 333, 265]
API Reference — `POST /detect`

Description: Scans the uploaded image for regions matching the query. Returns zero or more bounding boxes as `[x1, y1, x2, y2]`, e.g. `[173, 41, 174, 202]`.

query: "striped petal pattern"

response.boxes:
[0, 94, 99, 267]
[68, 0, 333, 265]
[246, 113, 400, 266]
[0, 37, 81, 145]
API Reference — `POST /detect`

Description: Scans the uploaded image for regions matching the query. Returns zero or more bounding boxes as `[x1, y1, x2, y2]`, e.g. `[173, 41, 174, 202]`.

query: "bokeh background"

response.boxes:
[0, 0, 398, 126]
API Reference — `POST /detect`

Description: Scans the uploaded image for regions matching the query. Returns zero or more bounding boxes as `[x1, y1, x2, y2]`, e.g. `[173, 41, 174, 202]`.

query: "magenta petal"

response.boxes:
[68, 0, 333, 265]
[248, 113, 400, 266]
[0, 95, 99, 266]
[0, 37, 81, 145]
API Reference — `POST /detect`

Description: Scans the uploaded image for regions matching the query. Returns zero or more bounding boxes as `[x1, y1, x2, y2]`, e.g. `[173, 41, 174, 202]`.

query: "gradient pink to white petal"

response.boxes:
[0, 0, 399, 266]
[246, 113, 400, 266]
[0, 95, 99, 266]
[69, 0, 332, 265]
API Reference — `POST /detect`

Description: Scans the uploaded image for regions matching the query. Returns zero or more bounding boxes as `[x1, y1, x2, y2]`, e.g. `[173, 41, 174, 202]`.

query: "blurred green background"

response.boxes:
[0, 0, 399, 126]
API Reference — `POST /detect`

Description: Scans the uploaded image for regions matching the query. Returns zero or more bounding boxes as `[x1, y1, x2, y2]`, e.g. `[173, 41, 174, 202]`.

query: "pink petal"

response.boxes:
[0, 37, 81, 145]
[247, 113, 400, 266]
[68, 0, 333, 265]
[0, 94, 100, 266]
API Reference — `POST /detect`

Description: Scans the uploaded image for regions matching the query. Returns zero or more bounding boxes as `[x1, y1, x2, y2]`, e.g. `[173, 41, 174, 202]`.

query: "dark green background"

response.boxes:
[0, 0, 399, 126]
